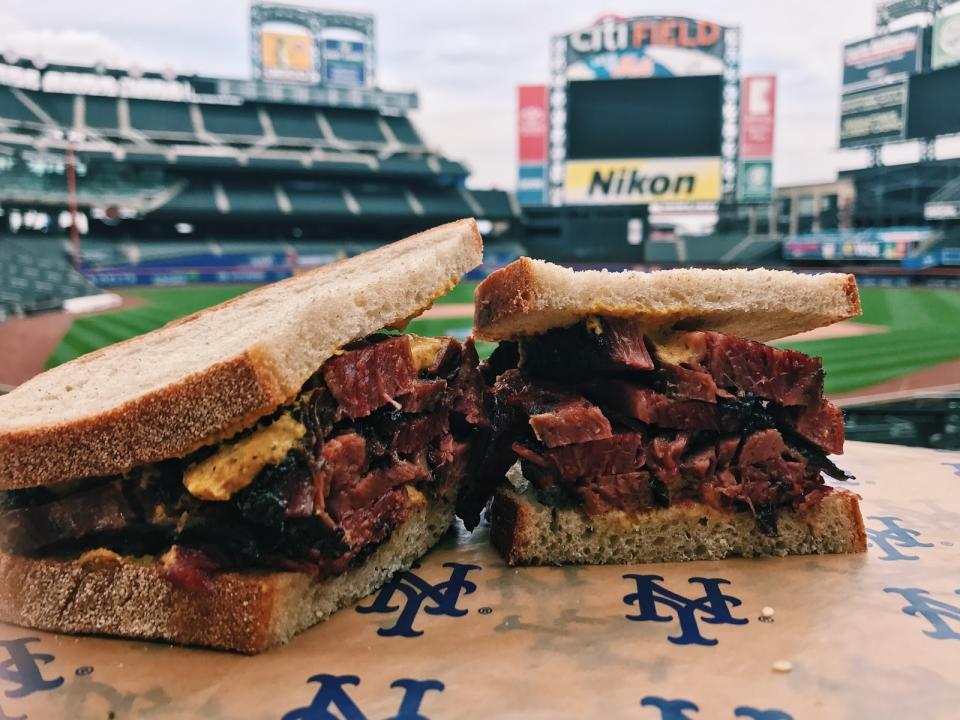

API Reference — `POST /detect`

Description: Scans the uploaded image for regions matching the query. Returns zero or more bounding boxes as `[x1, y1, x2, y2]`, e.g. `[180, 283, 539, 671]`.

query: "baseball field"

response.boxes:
[24, 283, 960, 398]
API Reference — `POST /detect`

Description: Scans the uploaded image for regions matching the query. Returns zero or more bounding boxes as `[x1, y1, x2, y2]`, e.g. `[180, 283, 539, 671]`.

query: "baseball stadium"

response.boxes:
[1, 1, 959, 455]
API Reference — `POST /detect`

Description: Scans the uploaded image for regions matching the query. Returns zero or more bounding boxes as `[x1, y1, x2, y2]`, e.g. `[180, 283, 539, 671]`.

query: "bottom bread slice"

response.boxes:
[0, 490, 455, 654]
[489, 483, 866, 566]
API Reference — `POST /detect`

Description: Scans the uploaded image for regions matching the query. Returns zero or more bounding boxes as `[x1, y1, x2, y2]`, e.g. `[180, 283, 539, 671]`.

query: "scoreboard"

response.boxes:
[541, 15, 741, 207]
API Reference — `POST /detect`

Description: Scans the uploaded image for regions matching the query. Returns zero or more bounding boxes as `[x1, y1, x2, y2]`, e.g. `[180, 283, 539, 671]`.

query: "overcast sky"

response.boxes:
[0, 0, 940, 190]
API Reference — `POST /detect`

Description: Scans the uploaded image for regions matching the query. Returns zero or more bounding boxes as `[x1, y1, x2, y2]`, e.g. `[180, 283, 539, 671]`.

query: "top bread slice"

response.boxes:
[0, 219, 482, 489]
[474, 258, 860, 343]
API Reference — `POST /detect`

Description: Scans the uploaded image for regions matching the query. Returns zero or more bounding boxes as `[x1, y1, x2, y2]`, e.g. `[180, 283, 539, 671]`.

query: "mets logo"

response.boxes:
[866, 516, 934, 561]
[355, 562, 480, 637]
[623, 575, 748, 646]
[0, 637, 63, 700]
[884, 587, 960, 640]
[282, 674, 443, 720]
[642, 696, 792, 719]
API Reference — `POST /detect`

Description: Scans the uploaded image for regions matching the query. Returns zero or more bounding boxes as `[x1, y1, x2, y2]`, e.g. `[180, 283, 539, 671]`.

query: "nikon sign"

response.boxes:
[564, 158, 721, 204]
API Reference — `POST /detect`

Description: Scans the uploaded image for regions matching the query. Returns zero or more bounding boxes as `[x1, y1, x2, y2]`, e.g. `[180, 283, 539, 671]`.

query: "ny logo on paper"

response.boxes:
[0, 638, 63, 700]
[282, 674, 443, 720]
[641, 696, 792, 719]
[355, 562, 479, 637]
[866, 516, 934, 561]
[885, 587, 960, 640]
[623, 575, 748, 646]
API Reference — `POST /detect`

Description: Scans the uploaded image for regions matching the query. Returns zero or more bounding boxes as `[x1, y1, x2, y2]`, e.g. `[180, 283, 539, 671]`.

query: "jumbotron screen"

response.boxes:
[565, 75, 723, 160]
[906, 65, 960, 139]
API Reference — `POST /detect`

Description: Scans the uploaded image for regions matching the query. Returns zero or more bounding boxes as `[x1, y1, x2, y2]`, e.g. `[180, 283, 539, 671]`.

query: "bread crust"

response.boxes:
[0, 492, 456, 653]
[0, 219, 482, 489]
[474, 257, 862, 343]
[490, 484, 867, 566]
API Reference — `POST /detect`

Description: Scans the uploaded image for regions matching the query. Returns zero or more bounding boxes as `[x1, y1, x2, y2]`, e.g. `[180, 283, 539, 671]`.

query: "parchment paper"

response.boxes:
[4, 441, 959, 720]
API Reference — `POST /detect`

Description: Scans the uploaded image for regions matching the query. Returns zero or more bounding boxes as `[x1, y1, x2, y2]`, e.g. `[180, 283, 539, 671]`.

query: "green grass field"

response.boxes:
[46, 283, 960, 396]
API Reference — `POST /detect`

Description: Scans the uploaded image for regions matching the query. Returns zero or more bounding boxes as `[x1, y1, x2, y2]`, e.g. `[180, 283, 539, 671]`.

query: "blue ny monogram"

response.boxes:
[940, 461, 960, 478]
[641, 696, 792, 719]
[356, 562, 480, 637]
[885, 587, 960, 640]
[866, 516, 934, 560]
[623, 575, 748, 646]
[0, 638, 63, 700]
[282, 674, 443, 720]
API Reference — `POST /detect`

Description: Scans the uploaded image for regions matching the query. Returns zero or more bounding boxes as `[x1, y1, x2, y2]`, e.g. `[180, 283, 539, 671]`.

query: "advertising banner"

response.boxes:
[516, 84, 548, 206]
[737, 159, 773, 202]
[517, 165, 547, 206]
[260, 27, 316, 83]
[740, 75, 776, 158]
[563, 16, 726, 80]
[564, 157, 721, 204]
[783, 226, 936, 260]
[517, 85, 548, 163]
[842, 29, 922, 91]
[932, 13, 960, 70]
[839, 81, 907, 147]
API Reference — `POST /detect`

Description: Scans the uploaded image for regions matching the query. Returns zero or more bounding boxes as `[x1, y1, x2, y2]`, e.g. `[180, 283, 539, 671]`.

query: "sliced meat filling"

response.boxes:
[0, 334, 486, 587]
[476, 317, 848, 536]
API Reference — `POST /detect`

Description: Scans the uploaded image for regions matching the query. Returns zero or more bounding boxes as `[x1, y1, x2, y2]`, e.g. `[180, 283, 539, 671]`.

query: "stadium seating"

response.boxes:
[266, 104, 325, 140]
[0, 236, 100, 317]
[157, 181, 219, 214]
[0, 62, 519, 314]
[21, 89, 75, 127]
[83, 96, 120, 130]
[645, 234, 784, 267]
[200, 104, 263, 138]
[219, 181, 281, 215]
[382, 115, 422, 145]
[416, 187, 475, 217]
[127, 99, 195, 135]
[283, 181, 352, 216]
[0, 87, 41, 124]
[350, 183, 412, 215]
[324, 108, 386, 144]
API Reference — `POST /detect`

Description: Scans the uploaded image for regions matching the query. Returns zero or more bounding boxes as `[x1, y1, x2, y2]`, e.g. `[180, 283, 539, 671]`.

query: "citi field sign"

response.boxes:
[564, 15, 727, 79]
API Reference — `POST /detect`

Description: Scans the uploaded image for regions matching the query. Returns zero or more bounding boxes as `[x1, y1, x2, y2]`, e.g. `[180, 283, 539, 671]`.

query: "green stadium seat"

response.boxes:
[0, 87, 43, 124]
[128, 99, 194, 134]
[84, 96, 120, 130]
[379, 156, 433, 176]
[201, 104, 262, 137]
[284, 182, 351, 216]
[267, 105, 324, 140]
[220, 182, 280, 215]
[415, 188, 473, 217]
[350, 184, 412, 215]
[159, 181, 219, 214]
[470, 189, 516, 218]
[325, 108, 385, 143]
[383, 115, 421, 145]
[21, 90, 74, 127]
[0, 237, 99, 316]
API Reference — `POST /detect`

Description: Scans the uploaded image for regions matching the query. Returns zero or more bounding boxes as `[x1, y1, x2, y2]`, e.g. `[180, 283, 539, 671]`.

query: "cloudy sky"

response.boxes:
[0, 0, 937, 189]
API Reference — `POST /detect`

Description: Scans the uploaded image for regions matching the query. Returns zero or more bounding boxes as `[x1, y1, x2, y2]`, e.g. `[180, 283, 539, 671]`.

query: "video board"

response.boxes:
[546, 15, 740, 206]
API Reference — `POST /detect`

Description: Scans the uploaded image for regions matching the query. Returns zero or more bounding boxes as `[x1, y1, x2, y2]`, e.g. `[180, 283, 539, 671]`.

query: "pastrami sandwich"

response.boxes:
[463, 258, 867, 565]
[0, 219, 485, 653]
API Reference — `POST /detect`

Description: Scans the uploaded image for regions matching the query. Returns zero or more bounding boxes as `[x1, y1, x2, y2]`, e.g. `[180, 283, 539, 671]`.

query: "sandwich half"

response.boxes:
[464, 258, 867, 566]
[0, 219, 484, 653]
